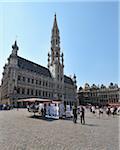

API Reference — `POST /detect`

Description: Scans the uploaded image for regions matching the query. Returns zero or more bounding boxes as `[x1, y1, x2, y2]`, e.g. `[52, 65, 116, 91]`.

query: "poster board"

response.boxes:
[66, 105, 72, 118]
[46, 103, 59, 119]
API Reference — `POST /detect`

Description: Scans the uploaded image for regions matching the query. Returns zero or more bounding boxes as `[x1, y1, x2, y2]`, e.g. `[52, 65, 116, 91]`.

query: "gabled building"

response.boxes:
[78, 83, 120, 106]
[0, 14, 77, 106]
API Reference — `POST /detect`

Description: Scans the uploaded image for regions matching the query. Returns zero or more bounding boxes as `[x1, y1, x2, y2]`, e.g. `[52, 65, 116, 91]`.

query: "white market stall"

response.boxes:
[18, 98, 63, 119]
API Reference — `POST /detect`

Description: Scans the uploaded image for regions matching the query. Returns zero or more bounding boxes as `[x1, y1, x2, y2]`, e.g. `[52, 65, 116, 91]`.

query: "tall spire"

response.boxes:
[52, 13, 59, 40]
[53, 13, 58, 31]
[48, 14, 64, 101]
[50, 14, 61, 65]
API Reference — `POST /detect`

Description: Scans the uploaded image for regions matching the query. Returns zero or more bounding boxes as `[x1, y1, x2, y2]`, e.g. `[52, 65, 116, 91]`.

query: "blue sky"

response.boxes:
[0, 1, 119, 87]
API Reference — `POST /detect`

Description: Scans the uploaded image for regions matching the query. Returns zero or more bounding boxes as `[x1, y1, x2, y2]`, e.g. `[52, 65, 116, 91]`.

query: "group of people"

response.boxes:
[27, 102, 120, 124]
[90, 105, 120, 117]
[72, 104, 120, 124]
[72, 105, 85, 124]
[0, 104, 13, 110]
[106, 106, 119, 116]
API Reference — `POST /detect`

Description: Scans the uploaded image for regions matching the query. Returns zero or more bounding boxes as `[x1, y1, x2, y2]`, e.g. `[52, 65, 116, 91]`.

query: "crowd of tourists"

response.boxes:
[72, 104, 120, 124]
[89, 105, 120, 117]
[1, 101, 120, 126]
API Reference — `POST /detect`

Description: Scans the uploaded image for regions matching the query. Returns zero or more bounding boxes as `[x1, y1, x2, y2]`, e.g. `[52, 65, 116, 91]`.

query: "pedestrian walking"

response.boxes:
[72, 105, 77, 123]
[99, 107, 103, 118]
[110, 107, 114, 116]
[106, 107, 110, 116]
[80, 106, 85, 124]
[112, 107, 117, 117]
[91, 106, 95, 114]
[27, 105, 30, 111]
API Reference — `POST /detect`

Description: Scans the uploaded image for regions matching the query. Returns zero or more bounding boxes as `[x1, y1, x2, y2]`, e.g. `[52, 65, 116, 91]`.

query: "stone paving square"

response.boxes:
[0, 109, 119, 150]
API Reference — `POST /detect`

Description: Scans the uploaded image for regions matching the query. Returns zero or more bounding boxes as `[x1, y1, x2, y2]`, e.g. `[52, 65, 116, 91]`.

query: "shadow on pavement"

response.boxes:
[28, 115, 74, 122]
[60, 117, 73, 121]
[28, 115, 58, 122]
[84, 123, 99, 127]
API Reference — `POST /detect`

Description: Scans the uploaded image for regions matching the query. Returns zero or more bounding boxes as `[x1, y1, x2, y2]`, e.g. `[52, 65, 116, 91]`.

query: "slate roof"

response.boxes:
[17, 56, 74, 85]
[64, 75, 74, 85]
[17, 56, 52, 78]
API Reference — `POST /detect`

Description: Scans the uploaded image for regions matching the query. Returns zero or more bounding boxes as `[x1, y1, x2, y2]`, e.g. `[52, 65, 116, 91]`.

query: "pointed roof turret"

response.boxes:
[11, 40, 19, 56]
[12, 40, 19, 50]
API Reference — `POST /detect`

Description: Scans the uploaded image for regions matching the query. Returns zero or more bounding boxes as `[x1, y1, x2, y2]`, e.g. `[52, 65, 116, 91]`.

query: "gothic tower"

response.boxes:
[48, 14, 64, 100]
[1, 40, 19, 105]
[8, 40, 19, 104]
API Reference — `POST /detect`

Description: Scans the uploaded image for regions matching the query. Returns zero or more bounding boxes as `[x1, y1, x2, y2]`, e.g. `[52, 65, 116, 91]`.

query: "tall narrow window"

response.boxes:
[43, 81, 45, 86]
[46, 91, 47, 97]
[32, 79, 34, 84]
[31, 89, 33, 95]
[18, 75, 21, 81]
[23, 77, 25, 82]
[36, 90, 38, 96]
[17, 88, 20, 94]
[28, 78, 30, 83]
[39, 80, 41, 85]
[27, 89, 30, 95]
[39, 90, 41, 96]
[22, 88, 25, 94]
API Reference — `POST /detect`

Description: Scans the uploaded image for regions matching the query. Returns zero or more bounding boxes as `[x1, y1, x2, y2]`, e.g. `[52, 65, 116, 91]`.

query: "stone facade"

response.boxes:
[0, 14, 77, 106]
[0, 86, 1, 103]
[78, 83, 120, 106]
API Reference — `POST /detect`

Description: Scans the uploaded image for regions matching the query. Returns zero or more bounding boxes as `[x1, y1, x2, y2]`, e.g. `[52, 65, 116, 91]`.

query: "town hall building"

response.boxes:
[0, 14, 77, 106]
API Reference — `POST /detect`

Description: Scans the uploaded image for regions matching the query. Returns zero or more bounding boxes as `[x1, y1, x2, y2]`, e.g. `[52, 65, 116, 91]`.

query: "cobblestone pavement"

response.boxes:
[0, 109, 119, 150]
